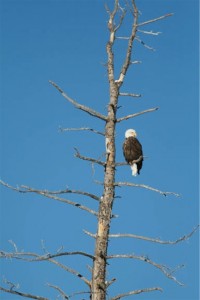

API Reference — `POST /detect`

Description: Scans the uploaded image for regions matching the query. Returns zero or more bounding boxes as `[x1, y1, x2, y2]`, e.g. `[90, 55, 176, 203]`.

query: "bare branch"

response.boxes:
[137, 29, 162, 35]
[111, 287, 162, 300]
[0, 180, 98, 216]
[135, 36, 156, 51]
[59, 127, 105, 136]
[83, 229, 96, 238]
[109, 225, 200, 244]
[106, 278, 116, 288]
[114, 7, 127, 32]
[116, 36, 129, 40]
[119, 92, 141, 98]
[108, 254, 184, 286]
[0, 180, 99, 202]
[74, 148, 106, 167]
[26, 189, 98, 216]
[47, 283, 69, 299]
[0, 285, 49, 300]
[68, 291, 91, 299]
[114, 181, 180, 197]
[138, 13, 173, 27]
[115, 0, 139, 86]
[49, 80, 107, 121]
[130, 60, 142, 64]
[0, 251, 91, 287]
[34, 251, 94, 261]
[1, 249, 94, 262]
[36, 187, 100, 202]
[51, 259, 90, 287]
[116, 107, 159, 122]
[8, 240, 18, 252]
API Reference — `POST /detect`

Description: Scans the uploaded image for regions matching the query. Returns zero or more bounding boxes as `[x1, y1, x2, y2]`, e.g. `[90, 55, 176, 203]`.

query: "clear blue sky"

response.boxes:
[0, 0, 199, 299]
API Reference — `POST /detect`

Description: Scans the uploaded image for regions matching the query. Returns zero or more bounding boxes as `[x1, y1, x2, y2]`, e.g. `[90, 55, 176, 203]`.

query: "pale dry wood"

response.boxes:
[0, 180, 99, 201]
[106, 278, 116, 287]
[119, 92, 141, 98]
[46, 283, 69, 299]
[36, 187, 100, 202]
[130, 60, 142, 64]
[137, 29, 162, 35]
[85, 226, 199, 245]
[111, 287, 162, 300]
[114, 181, 180, 197]
[115, 0, 139, 86]
[0, 251, 91, 287]
[59, 127, 105, 136]
[138, 13, 173, 27]
[116, 107, 159, 122]
[107, 254, 184, 286]
[0, 180, 98, 216]
[49, 80, 107, 121]
[135, 36, 156, 51]
[116, 36, 129, 40]
[74, 148, 106, 167]
[0, 286, 49, 300]
[109, 225, 200, 244]
[83, 229, 96, 238]
[90, 1, 122, 298]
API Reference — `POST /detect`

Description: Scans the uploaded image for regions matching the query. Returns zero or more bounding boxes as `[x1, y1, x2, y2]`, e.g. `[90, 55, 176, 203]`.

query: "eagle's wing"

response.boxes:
[123, 137, 143, 163]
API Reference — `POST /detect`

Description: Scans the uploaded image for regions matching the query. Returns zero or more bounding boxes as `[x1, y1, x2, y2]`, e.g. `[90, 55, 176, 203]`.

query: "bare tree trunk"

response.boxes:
[91, 52, 119, 298]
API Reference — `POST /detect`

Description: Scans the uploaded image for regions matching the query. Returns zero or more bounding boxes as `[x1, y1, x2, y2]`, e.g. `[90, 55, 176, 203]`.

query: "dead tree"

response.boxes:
[0, 1, 198, 300]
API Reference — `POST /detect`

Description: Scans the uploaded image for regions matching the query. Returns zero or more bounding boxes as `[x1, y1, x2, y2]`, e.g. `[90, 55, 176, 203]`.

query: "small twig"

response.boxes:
[114, 7, 127, 32]
[68, 291, 91, 299]
[41, 240, 49, 255]
[130, 60, 142, 64]
[135, 36, 155, 51]
[114, 181, 180, 197]
[47, 283, 69, 299]
[119, 92, 141, 98]
[0, 285, 49, 300]
[116, 107, 159, 122]
[83, 230, 96, 238]
[2, 277, 20, 291]
[8, 240, 18, 252]
[74, 148, 106, 167]
[49, 80, 107, 121]
[59, 127, 105, 136]
[137, 29, 162, 35]
[116, 36, 129, 40]
[138, 13, 173, 27]
[106, 278, 117, 287]
[111, 287, 162, 300]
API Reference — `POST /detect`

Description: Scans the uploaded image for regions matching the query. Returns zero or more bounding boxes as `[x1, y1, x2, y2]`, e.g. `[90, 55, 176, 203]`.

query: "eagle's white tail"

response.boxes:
[131, 163, 138, 176]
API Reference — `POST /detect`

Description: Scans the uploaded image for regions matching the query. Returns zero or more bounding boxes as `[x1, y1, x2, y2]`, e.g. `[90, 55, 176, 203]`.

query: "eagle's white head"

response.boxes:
[125, 129, 137, 139]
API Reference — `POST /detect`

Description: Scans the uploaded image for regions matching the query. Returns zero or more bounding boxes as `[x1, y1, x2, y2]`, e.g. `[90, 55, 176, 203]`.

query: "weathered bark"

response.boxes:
[91, 37, 119, 299]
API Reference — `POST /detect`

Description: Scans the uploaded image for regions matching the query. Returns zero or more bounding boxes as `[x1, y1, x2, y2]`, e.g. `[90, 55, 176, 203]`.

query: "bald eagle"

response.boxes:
[123, 129, 143, 176]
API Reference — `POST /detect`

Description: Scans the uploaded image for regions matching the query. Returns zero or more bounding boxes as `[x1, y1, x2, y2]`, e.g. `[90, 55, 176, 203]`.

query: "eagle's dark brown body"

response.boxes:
[123, 136, 143, 174]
